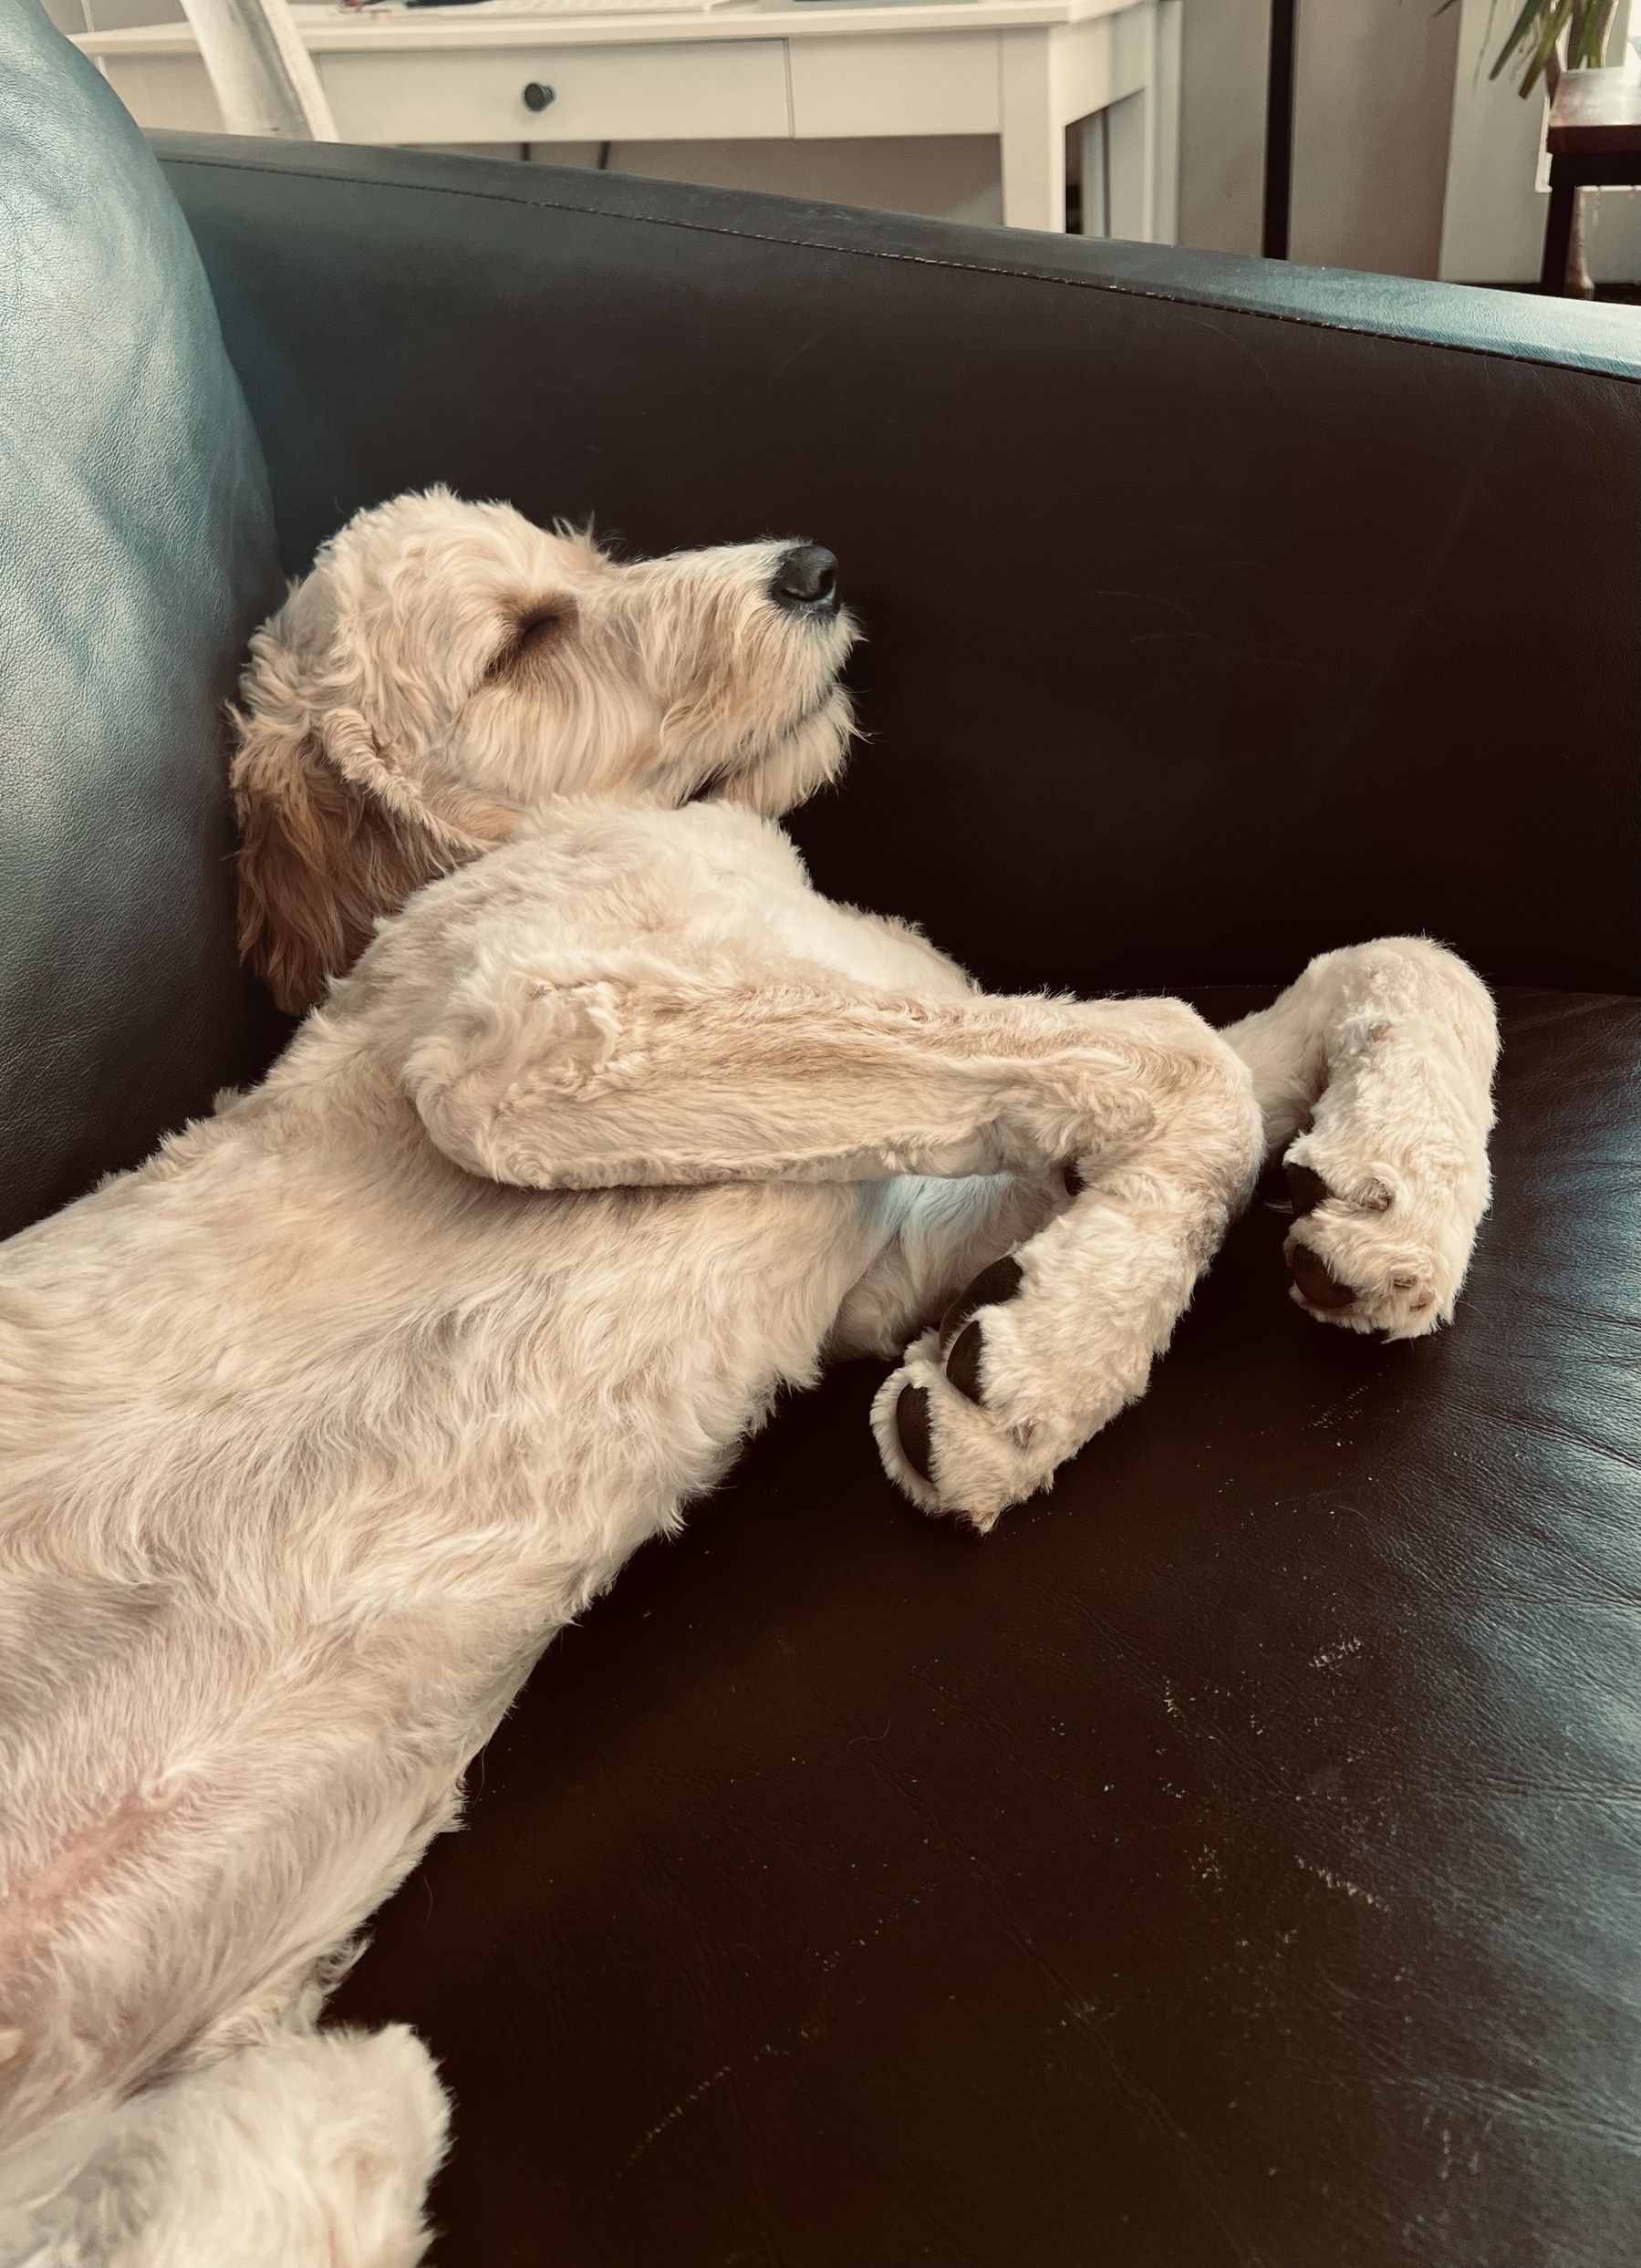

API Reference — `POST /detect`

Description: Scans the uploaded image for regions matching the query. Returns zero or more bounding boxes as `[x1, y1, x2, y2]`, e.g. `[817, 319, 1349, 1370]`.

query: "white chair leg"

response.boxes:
[178, 0, 338, 140]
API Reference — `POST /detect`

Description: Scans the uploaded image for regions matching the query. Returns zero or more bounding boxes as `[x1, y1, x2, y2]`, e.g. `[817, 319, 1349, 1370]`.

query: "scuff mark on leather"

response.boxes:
[1310, 1636, 1364, 1670]
[1296, 1854, 1386, 1910]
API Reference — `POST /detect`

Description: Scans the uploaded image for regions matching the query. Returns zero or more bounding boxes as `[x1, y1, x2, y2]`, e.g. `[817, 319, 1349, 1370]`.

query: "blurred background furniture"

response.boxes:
[5, 3, 1639, 2260]
[170, 0, 338, 137]
[61, 0, 1641, 278]
[1542, 62, 1641, 288]
[69, 0, 1184, 235]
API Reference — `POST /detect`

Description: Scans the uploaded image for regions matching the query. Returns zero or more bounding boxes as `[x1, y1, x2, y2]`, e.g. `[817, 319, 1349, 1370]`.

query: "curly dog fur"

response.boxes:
[0, 492, 1498, 2264]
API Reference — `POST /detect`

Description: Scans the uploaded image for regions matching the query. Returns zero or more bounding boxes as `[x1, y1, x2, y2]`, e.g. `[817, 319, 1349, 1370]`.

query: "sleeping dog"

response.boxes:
[0, 492, 1496, 2266]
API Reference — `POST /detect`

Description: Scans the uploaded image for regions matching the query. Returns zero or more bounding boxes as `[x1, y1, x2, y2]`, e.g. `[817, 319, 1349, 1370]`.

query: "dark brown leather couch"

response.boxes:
[3, 7, 1636, 2256]
[158, 146, 1641, 2268]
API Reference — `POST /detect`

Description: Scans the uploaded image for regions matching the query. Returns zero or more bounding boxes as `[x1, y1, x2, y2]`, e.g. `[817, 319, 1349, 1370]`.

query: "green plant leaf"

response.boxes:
[1489, 0, 1556, 82]
[1489, 0, 1620, 88]
[1521, 0, 1573, 94]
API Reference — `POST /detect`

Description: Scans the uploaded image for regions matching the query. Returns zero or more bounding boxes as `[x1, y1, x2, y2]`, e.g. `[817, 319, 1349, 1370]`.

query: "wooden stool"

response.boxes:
[1541, 66, 1641, 294]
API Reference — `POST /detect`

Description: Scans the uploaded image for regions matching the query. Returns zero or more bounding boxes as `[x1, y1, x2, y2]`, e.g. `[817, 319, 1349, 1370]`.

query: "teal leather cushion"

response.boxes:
[0, 0, 282, 1238]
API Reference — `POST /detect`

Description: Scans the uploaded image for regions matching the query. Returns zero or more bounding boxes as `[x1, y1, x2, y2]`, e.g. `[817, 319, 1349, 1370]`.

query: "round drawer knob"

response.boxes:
[522, 82, 556, 114]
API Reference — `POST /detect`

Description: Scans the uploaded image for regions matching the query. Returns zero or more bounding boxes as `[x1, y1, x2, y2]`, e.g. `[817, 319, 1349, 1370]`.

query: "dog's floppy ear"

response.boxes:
[232, 701, 500, 1018]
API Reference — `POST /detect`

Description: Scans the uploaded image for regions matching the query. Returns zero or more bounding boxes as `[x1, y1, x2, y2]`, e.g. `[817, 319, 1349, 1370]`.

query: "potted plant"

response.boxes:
[1478, 0, 1627, 295]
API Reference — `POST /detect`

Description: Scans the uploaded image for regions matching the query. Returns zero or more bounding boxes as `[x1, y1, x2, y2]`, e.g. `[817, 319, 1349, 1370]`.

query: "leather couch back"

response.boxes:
[0, 2, 281, 1239]
[155, 140, 1640, 1000]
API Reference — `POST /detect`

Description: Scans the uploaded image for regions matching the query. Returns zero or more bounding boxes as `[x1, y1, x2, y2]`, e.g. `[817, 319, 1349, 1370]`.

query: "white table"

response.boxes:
[77, 0, 1181, 237]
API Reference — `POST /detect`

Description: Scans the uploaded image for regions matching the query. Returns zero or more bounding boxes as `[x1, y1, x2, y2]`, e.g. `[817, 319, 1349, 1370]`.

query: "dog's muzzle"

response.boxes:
[770, 545, 839, 616]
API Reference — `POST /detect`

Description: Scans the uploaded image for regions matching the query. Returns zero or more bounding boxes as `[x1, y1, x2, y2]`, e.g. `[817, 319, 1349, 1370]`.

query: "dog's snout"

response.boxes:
[771, 545, 838, 615]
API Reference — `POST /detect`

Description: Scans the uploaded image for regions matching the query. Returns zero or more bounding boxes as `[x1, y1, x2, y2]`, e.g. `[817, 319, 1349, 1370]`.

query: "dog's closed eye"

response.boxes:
[487, 599, 575, 680]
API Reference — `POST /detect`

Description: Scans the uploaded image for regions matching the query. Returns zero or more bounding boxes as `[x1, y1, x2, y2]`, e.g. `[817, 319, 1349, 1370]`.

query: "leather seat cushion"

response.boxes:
[0, 1, 282, 1238]
[331, 987, 1641, 2267]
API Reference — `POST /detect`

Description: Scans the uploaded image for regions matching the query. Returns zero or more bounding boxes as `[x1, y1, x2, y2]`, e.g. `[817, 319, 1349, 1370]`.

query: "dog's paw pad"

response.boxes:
[945, 1320, 985, 1404]
[1282, 1148, 1461, 1339]
[935, 1254, 1027, 1408]
[1287, 1239, 1356, 1310]
[1284, 1161, 1334, 1218]
[874, 1258, 1045, 1527]
[1282, 1144, 1427, 1330]
[937, 1255, 1023, 1351]
[894, 1383, 934, 1483]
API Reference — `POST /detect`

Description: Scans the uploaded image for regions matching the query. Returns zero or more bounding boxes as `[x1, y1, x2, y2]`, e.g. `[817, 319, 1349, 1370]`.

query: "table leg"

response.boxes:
[1106, 87, 1149, 242]
[1000, 28, 1065, 233]
[1079, 110, 1109, 237]
[1539, 171, 1576, 295]
[1151, 0, 1181, 245]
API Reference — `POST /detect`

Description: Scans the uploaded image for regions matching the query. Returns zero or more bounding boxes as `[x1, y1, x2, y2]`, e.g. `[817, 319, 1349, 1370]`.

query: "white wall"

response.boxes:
[1439, 0, 1641, 282]
[1177, 0, 1463, 277]
[1289, 0, 1460, 276]
[1173, 0, 1639, 285]
[1176, 0, 1267, 254]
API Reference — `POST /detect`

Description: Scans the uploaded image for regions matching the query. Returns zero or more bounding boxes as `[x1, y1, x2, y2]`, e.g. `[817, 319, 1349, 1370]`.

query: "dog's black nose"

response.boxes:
[771, 544, 838, 614]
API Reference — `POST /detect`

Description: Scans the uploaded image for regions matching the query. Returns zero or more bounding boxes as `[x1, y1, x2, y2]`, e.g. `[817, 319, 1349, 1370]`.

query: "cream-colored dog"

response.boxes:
[0, 491, 1497, 2266]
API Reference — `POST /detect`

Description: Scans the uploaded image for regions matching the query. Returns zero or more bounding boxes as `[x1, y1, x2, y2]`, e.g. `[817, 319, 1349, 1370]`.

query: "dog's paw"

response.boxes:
[869, 1253, 1089, 1531]
[1280, 1144, 1481, 1341]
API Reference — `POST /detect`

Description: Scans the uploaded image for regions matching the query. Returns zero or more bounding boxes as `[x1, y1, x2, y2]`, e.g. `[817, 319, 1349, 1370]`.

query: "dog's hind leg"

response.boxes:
[1220, 939, 1498, 1338]
[0, 2020, 446, 2268]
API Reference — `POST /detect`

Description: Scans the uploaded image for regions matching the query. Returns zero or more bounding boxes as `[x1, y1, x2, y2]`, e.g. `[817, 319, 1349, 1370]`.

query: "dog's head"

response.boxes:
[233, 489, 857, 1013]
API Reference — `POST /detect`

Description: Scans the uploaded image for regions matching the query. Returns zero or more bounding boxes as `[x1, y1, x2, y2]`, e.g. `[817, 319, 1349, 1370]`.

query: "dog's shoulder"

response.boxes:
[312, 797, 815, 1016]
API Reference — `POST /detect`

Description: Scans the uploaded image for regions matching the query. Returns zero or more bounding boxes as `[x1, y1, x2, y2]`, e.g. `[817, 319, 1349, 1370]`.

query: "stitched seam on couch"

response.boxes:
[161, 155, 1641, 386]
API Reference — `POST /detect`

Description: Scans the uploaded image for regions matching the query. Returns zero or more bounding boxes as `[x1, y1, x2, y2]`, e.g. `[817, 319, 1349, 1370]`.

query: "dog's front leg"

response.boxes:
[404, 963, 1199, 1192]
[870, 1006, 1262, 1529]
[1220, 939, 1499, 1338]
[404, 965, 1262, 1528]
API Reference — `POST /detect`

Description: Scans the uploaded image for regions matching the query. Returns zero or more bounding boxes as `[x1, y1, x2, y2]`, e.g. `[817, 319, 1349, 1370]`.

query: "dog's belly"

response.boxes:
[0, 1158, 890, 1602]
[0, 1148, 899, 2127]
[0, 1121, 897, 1728]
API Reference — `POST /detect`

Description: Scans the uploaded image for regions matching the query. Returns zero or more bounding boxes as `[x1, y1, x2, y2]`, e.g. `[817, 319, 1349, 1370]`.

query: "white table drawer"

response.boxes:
[790, 33, 1001, 140]
[318, 42, 791, 146]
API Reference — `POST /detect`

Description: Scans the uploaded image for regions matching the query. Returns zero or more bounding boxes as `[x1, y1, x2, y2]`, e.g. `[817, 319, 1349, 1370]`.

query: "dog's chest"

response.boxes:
[673, 815, 962, 997]
[545, 804, 966, 998]
[751, 889, 939, 992]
